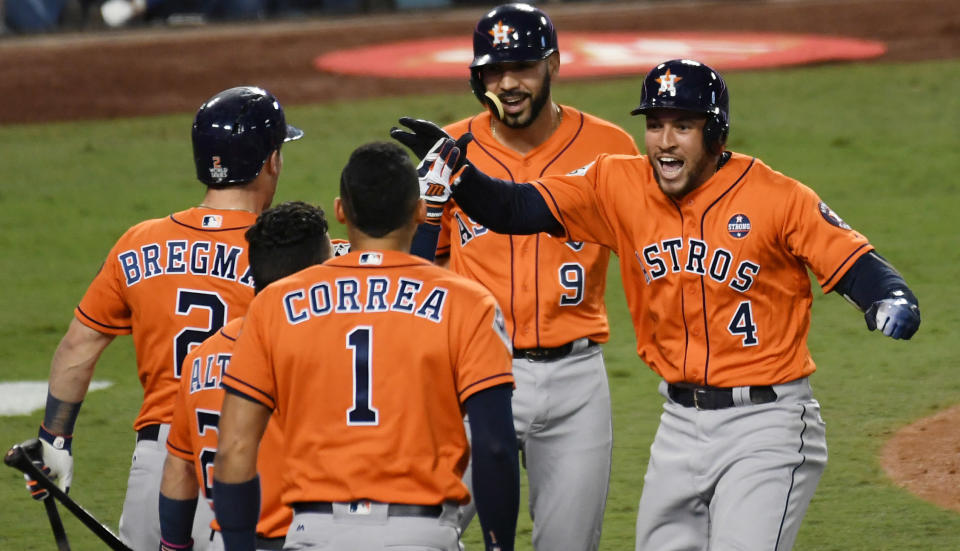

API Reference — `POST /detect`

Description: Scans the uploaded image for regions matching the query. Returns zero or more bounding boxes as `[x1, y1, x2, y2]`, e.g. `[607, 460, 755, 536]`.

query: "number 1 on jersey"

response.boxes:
[346, 326, 379, 426]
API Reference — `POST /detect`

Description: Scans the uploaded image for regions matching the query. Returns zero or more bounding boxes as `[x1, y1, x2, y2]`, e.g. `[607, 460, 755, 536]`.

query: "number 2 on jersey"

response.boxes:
[173, 289, 228, 378]
[195, 409, 220, 500]
[346, 326, 379, 426]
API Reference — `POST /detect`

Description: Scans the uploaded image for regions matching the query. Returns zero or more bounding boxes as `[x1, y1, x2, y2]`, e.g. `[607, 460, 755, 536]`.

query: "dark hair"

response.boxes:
[245, 201, 331, 293]
[339, 141, 419, 238]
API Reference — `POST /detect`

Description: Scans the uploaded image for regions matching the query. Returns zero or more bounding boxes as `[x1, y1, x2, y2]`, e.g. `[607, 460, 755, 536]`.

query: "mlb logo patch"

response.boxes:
[359, 252, 383, 265]
[348, 500, 372, 515]
[202, 215, 223, 228]
[727, 214, 751, 238]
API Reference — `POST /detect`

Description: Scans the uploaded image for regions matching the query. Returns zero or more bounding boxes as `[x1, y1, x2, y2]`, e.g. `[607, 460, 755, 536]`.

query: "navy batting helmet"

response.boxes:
[631, 59, 730, 150]
[192, 86, 303, 187]
[469, 3, 558, 104]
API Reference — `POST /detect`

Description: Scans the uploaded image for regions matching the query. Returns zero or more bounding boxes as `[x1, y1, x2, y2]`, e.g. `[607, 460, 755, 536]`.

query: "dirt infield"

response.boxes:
[0, 0, 958, 124]
[1, 0, 958, 515]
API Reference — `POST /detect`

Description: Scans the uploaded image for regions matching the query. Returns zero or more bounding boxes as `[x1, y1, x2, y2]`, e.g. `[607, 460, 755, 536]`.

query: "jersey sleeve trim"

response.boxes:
[222, 374, 276, 410]
[166, 440, 195, 461]
[458, 372, 514, 402]
[821, 243, 874, 292]
[533, 182, 571, 239]
[75, 306, 132, 333]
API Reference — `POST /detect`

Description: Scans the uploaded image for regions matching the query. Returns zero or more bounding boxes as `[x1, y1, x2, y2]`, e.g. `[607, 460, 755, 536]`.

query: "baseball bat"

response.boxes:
[4, 439, 133, 551]
[20, 439, 71, 550]
[43, 494, 71, 551]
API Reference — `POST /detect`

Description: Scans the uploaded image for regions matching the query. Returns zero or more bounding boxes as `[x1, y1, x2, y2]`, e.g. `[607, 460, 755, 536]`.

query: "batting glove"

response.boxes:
[391, 117, 454, 160]
[418, 138, 463, 224]
[865, 295, 920, 340]
[25, 425, 73, 500]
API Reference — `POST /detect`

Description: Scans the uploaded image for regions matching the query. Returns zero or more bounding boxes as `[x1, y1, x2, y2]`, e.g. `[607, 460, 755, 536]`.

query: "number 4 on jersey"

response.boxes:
[728, 300, 758, 346]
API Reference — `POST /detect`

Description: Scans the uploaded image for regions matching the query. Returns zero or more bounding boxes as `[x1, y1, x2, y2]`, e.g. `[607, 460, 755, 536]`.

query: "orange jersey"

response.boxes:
[75, 208, 257, 430]
[224, 250, 513, 506]
[167, 318, 290, 538]
[441, 107, 639, 348]
[533, 152, 873, 386]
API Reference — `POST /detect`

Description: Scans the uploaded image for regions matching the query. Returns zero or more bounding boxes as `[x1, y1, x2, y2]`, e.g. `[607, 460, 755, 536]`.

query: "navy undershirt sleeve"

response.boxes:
[410, 222, 441, 261]
[833, 250, 917, 310]
[451, 165, 563, 236]
[464, 383, 519, 551]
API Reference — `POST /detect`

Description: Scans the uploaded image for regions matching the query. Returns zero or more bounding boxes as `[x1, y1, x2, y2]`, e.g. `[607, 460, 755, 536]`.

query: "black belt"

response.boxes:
[293, 501, 443, 518]
[255, 535, 285, 550]
[668, 383, 777, 410]
[513, 339, 596, 361]
[137, 424, 161, 442]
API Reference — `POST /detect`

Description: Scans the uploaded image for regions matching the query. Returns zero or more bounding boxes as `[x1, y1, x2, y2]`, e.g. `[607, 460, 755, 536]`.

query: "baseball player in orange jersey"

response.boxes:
[23, 86, 303, 551]
[399, 5, 637, 549]
[159, 201, 333, 551]
[212, 141, 520, 551]
[398, 58, 921, 550]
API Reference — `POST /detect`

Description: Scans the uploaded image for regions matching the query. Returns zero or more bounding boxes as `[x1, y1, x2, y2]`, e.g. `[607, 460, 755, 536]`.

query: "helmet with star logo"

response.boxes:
[468, 3, 559, 105]
[631, 59, 731, 152]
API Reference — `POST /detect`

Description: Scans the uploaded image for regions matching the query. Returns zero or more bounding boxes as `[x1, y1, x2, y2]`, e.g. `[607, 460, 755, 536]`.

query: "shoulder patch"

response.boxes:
[818, 201, 851, 230]
[332, 240, 351, 257]
[567, 161, 595, 177]
[492, 305, 511, 352]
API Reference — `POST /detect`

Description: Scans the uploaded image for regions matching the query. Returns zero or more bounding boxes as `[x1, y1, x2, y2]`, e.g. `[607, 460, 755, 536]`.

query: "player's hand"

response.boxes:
[391, 117, 453, 160]
[24, 426, 73, 500]
[418, 138, 462, 224]
[865, 297, 920, 340]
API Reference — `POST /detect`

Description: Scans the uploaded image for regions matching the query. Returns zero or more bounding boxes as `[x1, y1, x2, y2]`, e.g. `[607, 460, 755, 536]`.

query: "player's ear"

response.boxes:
[547, 51, 560, 78]
[333, 197, 347, 224]
[264, 149, 282, 176]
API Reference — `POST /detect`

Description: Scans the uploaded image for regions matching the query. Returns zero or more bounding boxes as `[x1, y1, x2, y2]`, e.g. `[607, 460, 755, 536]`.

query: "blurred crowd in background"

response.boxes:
[2, 0, 577, 34]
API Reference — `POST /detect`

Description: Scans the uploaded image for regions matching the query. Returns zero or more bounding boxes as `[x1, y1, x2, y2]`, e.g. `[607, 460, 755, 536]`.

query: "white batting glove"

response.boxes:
[417, 138, 461, 225]
[864, 295, 920, 340]
[25, 426, 74, 499]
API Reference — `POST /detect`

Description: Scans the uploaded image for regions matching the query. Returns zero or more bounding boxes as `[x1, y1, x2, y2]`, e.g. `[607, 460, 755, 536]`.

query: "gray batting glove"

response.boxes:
[25, 426, 73, 499]
[864, 295, 920, 340]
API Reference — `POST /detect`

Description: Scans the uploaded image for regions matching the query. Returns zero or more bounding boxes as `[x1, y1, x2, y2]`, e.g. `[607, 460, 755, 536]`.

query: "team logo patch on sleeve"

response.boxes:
[567, 161, 595, 176]
[331, 240, 351, 257]
[727, 214, 751, 238]
[818, 201, 852, 229]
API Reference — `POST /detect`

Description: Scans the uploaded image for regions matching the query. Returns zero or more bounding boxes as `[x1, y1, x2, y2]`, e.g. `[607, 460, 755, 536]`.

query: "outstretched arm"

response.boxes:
[391, 118, 563, 237]
[834, 250, 920, 339]
[452, 165, 564, 236]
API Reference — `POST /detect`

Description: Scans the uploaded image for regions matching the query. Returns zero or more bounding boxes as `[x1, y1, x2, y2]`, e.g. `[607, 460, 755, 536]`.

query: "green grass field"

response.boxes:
[1, 58, 958, 549]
